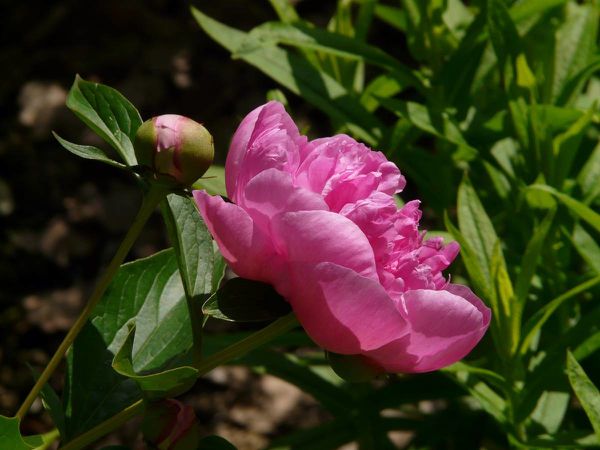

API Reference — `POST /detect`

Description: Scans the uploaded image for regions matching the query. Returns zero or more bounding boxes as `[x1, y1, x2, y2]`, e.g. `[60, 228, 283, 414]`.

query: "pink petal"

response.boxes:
[288, 262, 408, 354]
[193, 190, 284, 284]
[226, 104, 264, 199]
[271, 210, 378, 280]
[241, 168, 329, 232]
[365, 285, 490, 372]
[226, 101, 305, 202]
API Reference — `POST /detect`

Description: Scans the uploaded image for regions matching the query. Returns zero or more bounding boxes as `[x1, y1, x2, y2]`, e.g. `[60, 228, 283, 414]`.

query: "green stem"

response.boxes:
[193, 313, 298, 373]
[15, 185, 167, 421]
[186, 295, 205, 365]
[58, 400, 145, 450]
[58, 313, 299, 450]
[38, 428, 61, 450]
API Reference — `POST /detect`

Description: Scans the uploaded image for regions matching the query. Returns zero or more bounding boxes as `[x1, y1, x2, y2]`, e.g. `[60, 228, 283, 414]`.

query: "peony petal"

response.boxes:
[241, 168, 329, 232]
[193, 190, 284, 284]
[365, 285, 490, 372]
[226, 104, 264, 199]
[288, 262, 408, 354]
[272, 210, 378, 280]
[226, 102, 305, 202]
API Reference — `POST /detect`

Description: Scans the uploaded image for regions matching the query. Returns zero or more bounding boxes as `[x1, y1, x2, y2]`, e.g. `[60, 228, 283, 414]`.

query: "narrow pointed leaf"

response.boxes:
[567, 351, 600, 441]
[192, 8, 382, 145]
[53, 132, 126, 169]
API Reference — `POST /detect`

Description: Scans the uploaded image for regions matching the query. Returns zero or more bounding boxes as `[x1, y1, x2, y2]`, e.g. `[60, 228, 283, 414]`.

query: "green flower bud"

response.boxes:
[134, 114, 214, 186]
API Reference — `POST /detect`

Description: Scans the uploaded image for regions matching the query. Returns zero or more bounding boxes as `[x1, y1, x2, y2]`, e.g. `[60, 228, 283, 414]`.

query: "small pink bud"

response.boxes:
[135, 114, 214, 186]
[142, 399, 200, 450]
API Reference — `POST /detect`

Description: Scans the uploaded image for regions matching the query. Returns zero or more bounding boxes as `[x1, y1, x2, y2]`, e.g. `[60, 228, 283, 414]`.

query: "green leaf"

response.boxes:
[557, 56, 600, 107]
[112, 323, 198, 399]
[63, 321, 140, 441]
[509, 0, 569, 23]
[326, 351, 382, 383]
[193, 165, 227, 197]
[0, 416, 36, 450]
[515, 208, 555, 304]
[268, 418, 355, 450]
[491, 240, 517, 353]
[360, 75, 404, 112]
[64, 249, 194, 439]
[578, 140, 600, 205]
[268, 0, 300, 24]
[32, 370, 66, 438]
[203, 278, 291, 322]
[518, 306, 600, 422]
[530, 390, 570, 434]
[520, 275, 600, 355]
[162, 193, 215, 299]
[442, 361, 507, 390]
[567, 351, 600, 441]
[239, 22, 419, 88]
[444, 213, 492, 299]
[552, 107, 595, 187]
[192, 8, 382, 145]
[549, 2, 599, 104]
[457, 176, 499, 285]
[198, 435, 238, 450]
[65, 75, 141, 166]
[525, 432, 599, 449]
[378, 99, 478, 161]
[452, 372, 507, 425]
[528, 185, 600, 234]
[571, 224, 600, 274]
[241, 351, 350, 416]
[53, 132, 126, 169]
[374, 4, 407, 31]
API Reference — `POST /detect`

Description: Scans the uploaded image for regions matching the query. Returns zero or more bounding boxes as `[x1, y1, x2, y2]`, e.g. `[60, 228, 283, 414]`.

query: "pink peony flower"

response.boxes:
[193, 101, 490, 373]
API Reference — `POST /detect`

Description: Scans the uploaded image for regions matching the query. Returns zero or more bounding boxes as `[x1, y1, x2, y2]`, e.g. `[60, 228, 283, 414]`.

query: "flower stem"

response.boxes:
[57, 313, 299, 450]
[58, 400, 145, 450]
[193, 313, 299, 373]
[15, 185, 167, 421]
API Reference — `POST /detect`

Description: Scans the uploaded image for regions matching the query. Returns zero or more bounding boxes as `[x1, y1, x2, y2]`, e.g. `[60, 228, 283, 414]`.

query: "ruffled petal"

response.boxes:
[287, 262, 408, 354]
[226, 104, 264, 199]
[271, 210, 378, 280]
[365, 285, 490, 372]
[241, 168, 329, 232]
[226, 101, 305, 202]
[193, 190, 284, 284]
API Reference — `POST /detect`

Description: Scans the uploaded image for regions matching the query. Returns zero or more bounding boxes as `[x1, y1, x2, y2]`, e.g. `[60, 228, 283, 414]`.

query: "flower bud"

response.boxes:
[142, 399, 200, 450]
[135, 114, 214, 186]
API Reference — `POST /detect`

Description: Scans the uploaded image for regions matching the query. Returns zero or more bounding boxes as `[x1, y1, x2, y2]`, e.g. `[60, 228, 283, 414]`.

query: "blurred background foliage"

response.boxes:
[2, 0, 600, 449]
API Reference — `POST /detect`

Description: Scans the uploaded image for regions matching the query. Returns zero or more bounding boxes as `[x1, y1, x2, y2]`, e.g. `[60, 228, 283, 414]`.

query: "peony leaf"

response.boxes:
[457, 176, 499, 287]
[0, 416, 36, 450]
[567, 351, 600, 441]
[53, 132, 126, 169]
[191, 8, 383, 145]
[63, 250, 196, 440]
[162, 194, 216, 301]
[203, 277, 291, 323]
[528, 185, 600, 234]
[65, 75, 141, 166]
[112, 323, 198, 399]
[192, 165, 227, 197]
